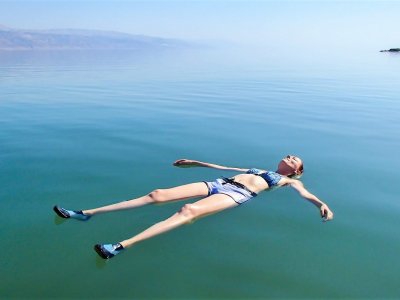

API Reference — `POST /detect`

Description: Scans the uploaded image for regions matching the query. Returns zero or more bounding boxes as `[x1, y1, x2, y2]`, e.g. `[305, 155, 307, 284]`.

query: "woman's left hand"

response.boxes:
[173, 159, 196, 168]
[320, 204, 334, 222]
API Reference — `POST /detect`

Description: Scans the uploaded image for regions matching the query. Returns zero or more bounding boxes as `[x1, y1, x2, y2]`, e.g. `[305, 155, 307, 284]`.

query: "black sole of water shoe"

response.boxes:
[53, 206, 69, 218]
[94, 244, 112, 259]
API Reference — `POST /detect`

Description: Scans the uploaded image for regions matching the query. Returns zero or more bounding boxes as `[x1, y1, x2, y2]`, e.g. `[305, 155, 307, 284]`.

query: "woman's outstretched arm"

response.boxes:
[173, 159, 249, 172]
[289, 179, 334, 222]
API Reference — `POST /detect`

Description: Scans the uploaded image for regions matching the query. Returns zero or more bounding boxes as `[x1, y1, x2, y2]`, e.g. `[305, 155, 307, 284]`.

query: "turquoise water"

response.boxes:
[1, 48, 400, 298]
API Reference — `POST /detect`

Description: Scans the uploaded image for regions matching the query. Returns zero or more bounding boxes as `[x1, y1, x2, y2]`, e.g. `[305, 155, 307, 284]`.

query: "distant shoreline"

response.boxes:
[0, 26, 190, 51]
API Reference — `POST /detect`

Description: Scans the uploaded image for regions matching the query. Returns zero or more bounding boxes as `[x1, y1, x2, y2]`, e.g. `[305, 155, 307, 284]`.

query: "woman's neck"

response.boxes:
[276, 167, 293, 177]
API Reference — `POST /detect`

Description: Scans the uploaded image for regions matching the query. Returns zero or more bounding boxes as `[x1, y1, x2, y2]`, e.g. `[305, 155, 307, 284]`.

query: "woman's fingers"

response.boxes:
[173, 159, 186, 165]
[320, 206, 326, 217]
[173, 159, 194, 168]
[320, 205, 334, 222]
[322, 211, 334, 222]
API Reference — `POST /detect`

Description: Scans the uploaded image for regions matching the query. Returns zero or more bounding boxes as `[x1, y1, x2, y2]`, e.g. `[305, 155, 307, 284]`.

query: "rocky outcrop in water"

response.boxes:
[380, 48, 400, 52]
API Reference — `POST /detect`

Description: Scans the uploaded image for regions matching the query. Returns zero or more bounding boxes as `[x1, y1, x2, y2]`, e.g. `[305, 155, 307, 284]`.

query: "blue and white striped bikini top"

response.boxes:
[246, 168, 282, 187]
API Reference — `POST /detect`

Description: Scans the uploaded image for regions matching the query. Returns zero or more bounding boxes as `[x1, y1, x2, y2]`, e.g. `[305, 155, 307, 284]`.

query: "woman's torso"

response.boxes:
[230, 173, 291, 193]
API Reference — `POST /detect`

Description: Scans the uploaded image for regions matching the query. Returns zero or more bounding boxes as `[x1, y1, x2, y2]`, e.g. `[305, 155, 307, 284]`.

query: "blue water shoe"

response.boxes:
[94, 243, 124, 259]
[53, 205, 91, 221]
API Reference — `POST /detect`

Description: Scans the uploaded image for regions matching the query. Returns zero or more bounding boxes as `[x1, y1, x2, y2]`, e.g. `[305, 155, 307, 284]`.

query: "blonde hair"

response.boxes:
[289, 174, 303, 179]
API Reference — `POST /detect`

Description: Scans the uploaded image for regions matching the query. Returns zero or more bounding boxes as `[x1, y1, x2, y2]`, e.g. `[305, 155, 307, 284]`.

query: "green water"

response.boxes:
[1, 49, 400, 298]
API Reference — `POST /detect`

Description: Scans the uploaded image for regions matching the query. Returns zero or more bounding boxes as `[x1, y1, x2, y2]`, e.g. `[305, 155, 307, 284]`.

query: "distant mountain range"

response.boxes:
[0, 25, 191, 50]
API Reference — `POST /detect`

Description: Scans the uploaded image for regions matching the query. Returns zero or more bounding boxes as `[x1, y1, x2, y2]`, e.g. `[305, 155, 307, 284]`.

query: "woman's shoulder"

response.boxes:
[278, 176, 301, 187]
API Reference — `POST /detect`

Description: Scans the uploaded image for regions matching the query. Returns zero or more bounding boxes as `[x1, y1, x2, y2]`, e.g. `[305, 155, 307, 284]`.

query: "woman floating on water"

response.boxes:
[54, 155, 334, 259]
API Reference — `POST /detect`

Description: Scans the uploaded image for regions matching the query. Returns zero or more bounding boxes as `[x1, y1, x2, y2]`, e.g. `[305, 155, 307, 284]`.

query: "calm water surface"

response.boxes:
[1, 48, 400, 298]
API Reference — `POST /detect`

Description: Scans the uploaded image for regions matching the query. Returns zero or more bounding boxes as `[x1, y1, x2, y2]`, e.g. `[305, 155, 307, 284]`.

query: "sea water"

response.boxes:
[1, 47, 400, 298]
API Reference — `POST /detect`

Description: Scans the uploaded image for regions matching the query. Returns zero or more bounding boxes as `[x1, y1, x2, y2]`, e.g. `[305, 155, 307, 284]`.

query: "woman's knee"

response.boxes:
[148, 189, 167, 203]
[178, 203, 198, 222]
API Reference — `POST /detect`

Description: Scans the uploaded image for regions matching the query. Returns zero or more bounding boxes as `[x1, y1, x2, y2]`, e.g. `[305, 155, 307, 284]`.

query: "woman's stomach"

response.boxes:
[230, 174, 269, 193]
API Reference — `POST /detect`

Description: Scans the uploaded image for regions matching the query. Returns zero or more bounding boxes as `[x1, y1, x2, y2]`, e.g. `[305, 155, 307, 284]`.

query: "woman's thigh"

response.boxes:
[159, 182, 209, 201]
[189, 193, 238, 218]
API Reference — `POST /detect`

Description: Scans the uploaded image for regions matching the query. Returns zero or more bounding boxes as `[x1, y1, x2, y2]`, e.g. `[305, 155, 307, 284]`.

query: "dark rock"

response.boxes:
[380, 48, 400, 52]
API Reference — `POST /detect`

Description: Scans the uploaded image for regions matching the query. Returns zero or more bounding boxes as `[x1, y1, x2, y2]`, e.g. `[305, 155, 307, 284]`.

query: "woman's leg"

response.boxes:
[83, 182, 209, 216]
[118, 193, 237, 249]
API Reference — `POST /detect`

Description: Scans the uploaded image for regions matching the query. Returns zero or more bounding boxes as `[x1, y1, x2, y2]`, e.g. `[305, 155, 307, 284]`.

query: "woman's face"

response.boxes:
[279, 155, 303, 175]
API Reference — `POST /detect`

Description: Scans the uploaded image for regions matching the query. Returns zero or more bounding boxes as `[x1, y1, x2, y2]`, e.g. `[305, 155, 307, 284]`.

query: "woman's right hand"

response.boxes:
[173, 159, 196, 167]
[320, 204, 334, 222]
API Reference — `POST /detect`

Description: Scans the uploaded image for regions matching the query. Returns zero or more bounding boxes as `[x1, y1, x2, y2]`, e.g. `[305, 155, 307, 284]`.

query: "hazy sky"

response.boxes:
[1, 0, 399, 50]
